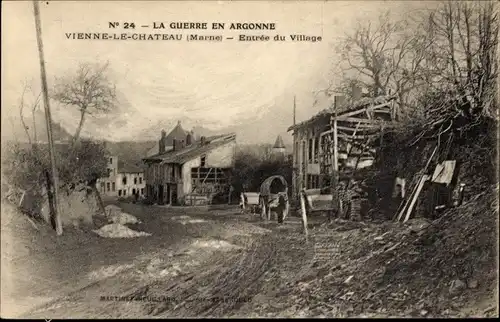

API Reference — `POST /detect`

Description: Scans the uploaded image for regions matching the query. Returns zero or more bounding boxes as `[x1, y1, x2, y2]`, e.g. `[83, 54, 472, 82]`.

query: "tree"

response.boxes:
[332, 9, 437, 117]
[423, 1, 498, 119]
[18, 81, 42, 145]
[52, 62, 117, 145]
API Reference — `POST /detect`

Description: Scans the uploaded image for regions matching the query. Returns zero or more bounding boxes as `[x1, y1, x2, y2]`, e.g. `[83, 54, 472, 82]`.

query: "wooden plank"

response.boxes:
[395, 144, 439, 221]
[337, 125, 380, 132]
[402, 175, 430, 223]
[338, 133, 380, 140]
[373, 109, 392, 114]
[333, 101, 392, 119]
[300, 190, 309, 240]
[335, 116, 397, 126]
[333, 118, 338, 173]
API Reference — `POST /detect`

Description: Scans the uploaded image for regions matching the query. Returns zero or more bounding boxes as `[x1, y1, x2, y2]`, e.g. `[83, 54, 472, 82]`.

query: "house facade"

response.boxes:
[143, 127, 236, 206]
[96, 156, 146, 198]
[288, 88, 398, 200]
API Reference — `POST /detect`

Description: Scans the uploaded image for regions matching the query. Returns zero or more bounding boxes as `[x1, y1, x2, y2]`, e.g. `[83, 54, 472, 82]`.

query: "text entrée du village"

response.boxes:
[64, 21, 322, 42]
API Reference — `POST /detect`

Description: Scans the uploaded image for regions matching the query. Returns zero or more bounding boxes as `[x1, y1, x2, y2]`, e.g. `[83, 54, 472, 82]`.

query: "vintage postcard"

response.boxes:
[1, 0, 498, 318]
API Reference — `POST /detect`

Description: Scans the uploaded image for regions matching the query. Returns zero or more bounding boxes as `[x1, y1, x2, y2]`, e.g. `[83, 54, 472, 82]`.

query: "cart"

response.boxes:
[259, 175, 290, 223]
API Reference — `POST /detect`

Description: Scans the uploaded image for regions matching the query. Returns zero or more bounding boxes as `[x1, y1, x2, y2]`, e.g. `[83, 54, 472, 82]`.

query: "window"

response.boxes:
[100, 182, 104, 188]
[107, 168, 112, 177]
[308, 138, 313, 162]
[141, 188, 144, 195]
[123, 190, 127, 196]
[122, 176, 127, 185]
[112, 182, 116, 192]
[200, 155, 206, 167]
[294, 141, 299, 165]
[133, 188, 136, 195]
[306, 175, 320, 189]
[308, 175, 320, 189]
[109, 157, 113, 164]
[118, 190, 122, 196]
[301, 141, 306, 165]
[106, 182, 110, 192]
[134, 177, 137, 185]
[171, 166, 175, 179]
[313, 137, 319, 163]
[139, 177, 143, 184]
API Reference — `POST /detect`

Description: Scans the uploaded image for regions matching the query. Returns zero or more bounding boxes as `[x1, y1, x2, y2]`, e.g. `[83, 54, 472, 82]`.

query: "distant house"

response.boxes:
[143, 125, 236, 206]
[96, 155, 146, 198]
[145, 121, 199, 157]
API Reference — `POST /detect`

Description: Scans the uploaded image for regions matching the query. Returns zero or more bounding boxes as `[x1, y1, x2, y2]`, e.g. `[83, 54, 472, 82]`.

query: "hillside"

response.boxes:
[1, 110, 72, 143]
[104, 141, 157, 163]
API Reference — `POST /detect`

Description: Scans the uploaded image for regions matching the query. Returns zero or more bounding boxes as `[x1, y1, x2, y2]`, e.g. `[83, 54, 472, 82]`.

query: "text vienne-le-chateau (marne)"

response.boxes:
[64, 21, 322, 42]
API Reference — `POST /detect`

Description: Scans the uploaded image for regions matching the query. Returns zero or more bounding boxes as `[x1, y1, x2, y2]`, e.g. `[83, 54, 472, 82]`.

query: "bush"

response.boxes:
[2, 140, 109, 226]
[2, 140, 108, 192]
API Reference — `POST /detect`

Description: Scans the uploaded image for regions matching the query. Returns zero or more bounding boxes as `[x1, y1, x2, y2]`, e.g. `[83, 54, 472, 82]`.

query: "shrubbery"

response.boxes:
[2, 140, 108, 193]
[1, 140, 109, 225]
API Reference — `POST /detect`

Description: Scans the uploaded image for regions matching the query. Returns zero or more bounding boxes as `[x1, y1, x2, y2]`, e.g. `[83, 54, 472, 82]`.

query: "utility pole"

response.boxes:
[33, 0, 63, 235]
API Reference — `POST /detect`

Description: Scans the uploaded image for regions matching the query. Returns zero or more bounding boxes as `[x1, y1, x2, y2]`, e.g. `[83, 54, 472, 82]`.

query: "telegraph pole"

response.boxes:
[33, 0, 63, 235]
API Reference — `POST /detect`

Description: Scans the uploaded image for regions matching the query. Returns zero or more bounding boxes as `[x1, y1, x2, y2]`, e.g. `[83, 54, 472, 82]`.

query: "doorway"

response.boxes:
[170, 184, 178, 205]
[166, 184, 171, 205]
[158, 185, 164, 205]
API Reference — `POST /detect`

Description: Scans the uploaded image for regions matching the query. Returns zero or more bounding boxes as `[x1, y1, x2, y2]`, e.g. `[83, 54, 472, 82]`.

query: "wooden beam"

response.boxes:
[403, 175, 430, 222]
[373, 109, 392, 114]
[300, 190, 309, 241]
[337, 122, 386, 129]
[333, 101, 392, 119]
[337, 126, 383, 135]
[335, 116, 397, 126]
[338, 133, 380, 140]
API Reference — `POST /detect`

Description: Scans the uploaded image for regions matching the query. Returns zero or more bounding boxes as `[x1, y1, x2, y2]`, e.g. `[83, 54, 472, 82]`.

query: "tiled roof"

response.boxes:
[143, 133, 236, 164]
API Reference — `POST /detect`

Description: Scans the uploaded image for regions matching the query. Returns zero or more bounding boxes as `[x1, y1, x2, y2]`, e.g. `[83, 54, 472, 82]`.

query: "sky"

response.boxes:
[1, 0, 430, 144]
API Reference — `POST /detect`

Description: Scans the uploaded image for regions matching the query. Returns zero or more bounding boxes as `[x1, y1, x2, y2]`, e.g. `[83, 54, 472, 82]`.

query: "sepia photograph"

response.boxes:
[1, 0, 498, 318]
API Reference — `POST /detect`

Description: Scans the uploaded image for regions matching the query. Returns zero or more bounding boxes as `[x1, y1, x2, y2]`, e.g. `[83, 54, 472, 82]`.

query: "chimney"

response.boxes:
[334, 95, 346, 110]
[186, 133, 192, 146]
[159, 130, 166, 154]
[172, 139, 177, 151]
[200, 136, 206, 145]
[352, 84, 362, 101]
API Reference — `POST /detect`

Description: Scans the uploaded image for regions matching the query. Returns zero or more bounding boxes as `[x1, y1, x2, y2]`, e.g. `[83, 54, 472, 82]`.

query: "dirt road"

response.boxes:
[4, 195, 497, 318]
[7, 203, 309, 318]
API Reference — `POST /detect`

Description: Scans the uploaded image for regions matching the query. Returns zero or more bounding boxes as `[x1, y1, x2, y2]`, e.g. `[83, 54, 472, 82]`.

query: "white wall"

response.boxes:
[206, 141, 236, 168]
[96, 156, 119, 196]
[182, 158, 201, 196]
[116, 172, 146, 197]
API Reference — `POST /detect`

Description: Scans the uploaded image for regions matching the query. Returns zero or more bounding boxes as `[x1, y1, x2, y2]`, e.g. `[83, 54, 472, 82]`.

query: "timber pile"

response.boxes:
[242, 187, 497, 318]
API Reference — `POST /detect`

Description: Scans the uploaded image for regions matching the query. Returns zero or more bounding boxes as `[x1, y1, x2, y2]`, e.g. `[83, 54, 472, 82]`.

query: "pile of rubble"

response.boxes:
[247, 188, 497, 318]
[92, 205, 150, 238]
